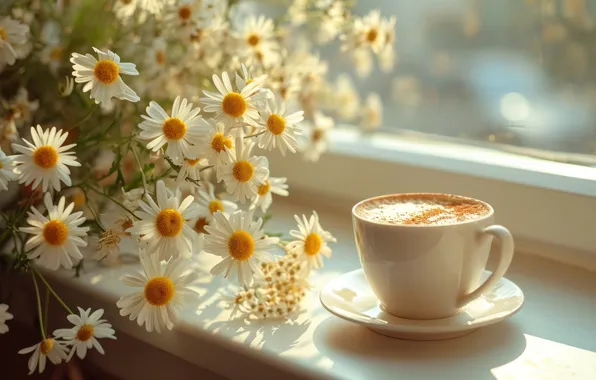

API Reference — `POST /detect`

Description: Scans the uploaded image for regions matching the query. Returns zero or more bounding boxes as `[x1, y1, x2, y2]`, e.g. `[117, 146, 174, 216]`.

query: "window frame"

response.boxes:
[270, 128, 596, 268]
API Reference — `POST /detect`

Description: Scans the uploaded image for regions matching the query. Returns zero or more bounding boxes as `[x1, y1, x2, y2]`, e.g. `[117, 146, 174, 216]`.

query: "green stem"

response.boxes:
[33, 268, 73, 315]
[79, 187, 105, 232]
[31, 273, 46, 339]
[70, 105, 98, 130]
[131, 147, 148, 194]
[85, 186, 138, 219]
[43, 288, 50, 334]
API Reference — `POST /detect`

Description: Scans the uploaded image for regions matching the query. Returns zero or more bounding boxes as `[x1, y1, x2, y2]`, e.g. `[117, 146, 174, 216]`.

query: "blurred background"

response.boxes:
[323, 0, 596, 166]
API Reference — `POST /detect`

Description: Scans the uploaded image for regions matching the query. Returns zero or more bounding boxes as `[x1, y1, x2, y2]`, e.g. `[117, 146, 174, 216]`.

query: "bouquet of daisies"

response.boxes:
[0, 0, 395, 375]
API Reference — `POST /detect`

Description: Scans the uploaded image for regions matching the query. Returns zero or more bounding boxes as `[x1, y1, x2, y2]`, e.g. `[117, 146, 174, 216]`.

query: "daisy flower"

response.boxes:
[53, 308, 116, 360]
[127, 180, 200, 260]
[195, 184, 238, 223]
[0, 148, 18, 191]
[334, 74, 360, 121]
[316, 1, 346, 44]
[204, 210, 279, 287]
[200, 71, 266, 126]
[235, 15, 279, 68]
[113, 0, 167, 22]
[0, 303, 13, 334]
[286, 211, 336, 271]
[360, 92, 383, 131]
[71, 47, 140, 105]
[235, 64, 268, 90]
[18, 338, 68, 375]
[138, 96, 208, 165]
[301, 112, 334, 162]
[144, 37, 168, 75]
[199, 119, 234, 171]
[166, 0, 202, 30]
[250, 177, 289, 213]
[176, 156, 208, 184]
[255, 96, 303, 155]
[20, 193, 89, 271]
[220, 135, 269, 203]
[11, 125, 80, 192]
[116, 254, 198, 333]
[0, 17, 30, 69]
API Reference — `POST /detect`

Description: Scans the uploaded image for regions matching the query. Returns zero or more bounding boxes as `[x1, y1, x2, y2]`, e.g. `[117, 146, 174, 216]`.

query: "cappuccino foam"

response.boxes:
[356, 194, 490, 225]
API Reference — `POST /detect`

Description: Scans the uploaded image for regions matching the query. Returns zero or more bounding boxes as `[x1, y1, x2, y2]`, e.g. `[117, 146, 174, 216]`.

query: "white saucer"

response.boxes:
[319, 269, 524, 341]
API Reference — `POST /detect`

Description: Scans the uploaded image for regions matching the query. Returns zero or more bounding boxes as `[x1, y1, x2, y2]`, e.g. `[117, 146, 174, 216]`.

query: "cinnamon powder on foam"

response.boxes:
[358, 196, 490, 226]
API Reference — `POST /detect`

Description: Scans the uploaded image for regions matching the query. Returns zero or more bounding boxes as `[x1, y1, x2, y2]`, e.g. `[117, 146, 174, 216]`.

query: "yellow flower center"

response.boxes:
[144, 276, 174, 306]
[367, 28, 378, 43]
[210, 133, 233, 152]
[72, 191, 86, 207]
[50, 46, 63, 61]
[267, 114, 286, 135]
[162, 118, 186, 141]
[232, 160, 254, 183]
[246, 78, 254, 85]
[208, 199, 224, 215]
[178, 5, 192, 20]
[222, 92, 247, 118]
[0, 28, 6, 41]
[228, 230, 254, 261]
[155, 208, 184, 237]
[33, 146, 59, 169]
[185, 157, 200, 166]
[0, 161, 3, 169]
[155, 50, 166, 65]
[94, 60, 120, 84]
[304, 233, 323, 256]
[40, 339, 54, 355]
[258, 180, 270, 196]
[194, 217, 208, 234]
[312, 129, 324, 142]
[247, 33, 260, 46]
[76, 324, 94, 341]
[43, 220, 69, 246]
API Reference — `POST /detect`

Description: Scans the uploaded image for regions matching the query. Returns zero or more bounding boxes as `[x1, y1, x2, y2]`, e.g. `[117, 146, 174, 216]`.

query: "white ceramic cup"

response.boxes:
[352, 193, 514, 320]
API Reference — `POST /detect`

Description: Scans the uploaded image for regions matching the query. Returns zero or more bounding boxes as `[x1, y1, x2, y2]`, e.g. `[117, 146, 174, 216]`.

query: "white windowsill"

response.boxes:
[270, 128, 596, 269]
[40, 199, 596, 380]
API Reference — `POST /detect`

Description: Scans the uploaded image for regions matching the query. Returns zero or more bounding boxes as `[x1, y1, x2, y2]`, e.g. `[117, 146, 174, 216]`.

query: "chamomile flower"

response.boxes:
[235, 15, 279, 68]
[334, 74, 360, 121]
[18, 338, 68, 375]
[316, 1, 346, 44]
[71, 47, 140, 105]
[127, 180, 200, 260]
[235, 64, 268, 90]
[0, 17, 30, 69]
[286, 211, 336, 271]
[116, 254, 198, 333]
[20, 193, 89, 270]
[256, 96, 303, 155]
[113, 0, 167, 22]
[250, 177, 289, 213]
[204, 210, 279, 287]
[53, 308, 116, 360]
[200, 119, 234, 171]
[176, 156, 208, 184]
[360, 92, 383, 131]
[144, 37, 168, 75]
[138, 96, 208, 165]
[0, 148, 18, 191]
[0, 303, 13, 334]
[195, 184, 238, 222]
[166, 0, 202, 29]
[301, 112, 334, 162]
[11, 125, 80, 192]
[200, 71, 266, 126]
[220, 136, 269, 203]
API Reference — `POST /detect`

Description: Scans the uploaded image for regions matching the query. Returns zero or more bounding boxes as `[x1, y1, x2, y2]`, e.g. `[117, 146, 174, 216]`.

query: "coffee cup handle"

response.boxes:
[456, 225, 514, 308]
